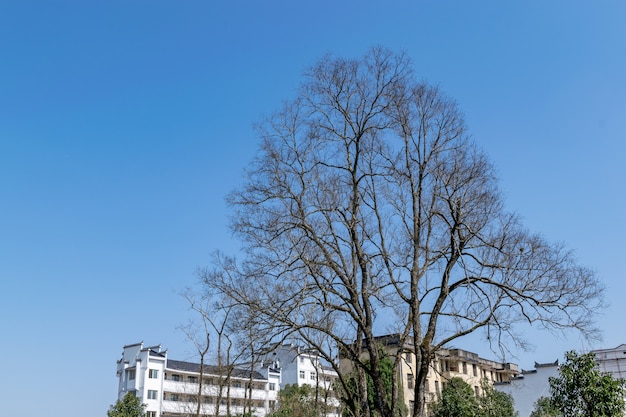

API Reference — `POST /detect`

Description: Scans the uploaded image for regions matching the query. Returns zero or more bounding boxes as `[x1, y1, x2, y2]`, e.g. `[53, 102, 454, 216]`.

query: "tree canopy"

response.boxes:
[107, 393, 146, 417]
[477, 381, 517, 417]
[529, 397, 559, 417]
[547, 351, 625, 417]
[428, 378, 517, 417]
[270, 384, 332, 417]
[200, 47, 604, 417]
[429, 378, 477, 417]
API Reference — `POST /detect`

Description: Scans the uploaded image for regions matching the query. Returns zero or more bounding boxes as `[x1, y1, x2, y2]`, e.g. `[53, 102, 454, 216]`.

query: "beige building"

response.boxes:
[342, 334, 520, 415]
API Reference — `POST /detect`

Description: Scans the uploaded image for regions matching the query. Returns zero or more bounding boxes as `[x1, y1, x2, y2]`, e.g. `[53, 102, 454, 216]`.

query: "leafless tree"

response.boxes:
[180, 289, 249, 417]
[179, 291, 212, 417]
[200, 47, 604, 417]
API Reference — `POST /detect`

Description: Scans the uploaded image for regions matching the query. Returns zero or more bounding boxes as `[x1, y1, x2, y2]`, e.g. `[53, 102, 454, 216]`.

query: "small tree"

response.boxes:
[529, 397, 559, 417]
[477, 381, 517, 417]
[429, 378, 477, 417]
[270, 384, 326, 417]
[549, 350, 625, 417]
[107, 393, 146, 417]
[429, 378, 517, 417]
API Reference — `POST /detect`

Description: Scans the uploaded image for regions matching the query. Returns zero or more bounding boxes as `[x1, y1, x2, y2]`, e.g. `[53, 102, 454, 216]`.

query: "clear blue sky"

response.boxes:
[1, 1, 625, 416]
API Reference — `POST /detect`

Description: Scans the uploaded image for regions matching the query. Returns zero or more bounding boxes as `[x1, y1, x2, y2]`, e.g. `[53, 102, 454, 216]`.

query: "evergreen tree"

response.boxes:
[548, 350, 625, 417]
[529, 397, 559, 417]
[270, 384, 329, 417]
[107, 393, 146, 417]
[429, 378, 477, 417]
[477, 381, 517, 417]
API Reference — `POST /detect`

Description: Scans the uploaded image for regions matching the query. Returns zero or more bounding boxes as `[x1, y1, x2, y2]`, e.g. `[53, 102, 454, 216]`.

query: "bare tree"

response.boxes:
[201, 47, 604, 417]
[179, 291, 212, 417]
[180, 289, 248, 417]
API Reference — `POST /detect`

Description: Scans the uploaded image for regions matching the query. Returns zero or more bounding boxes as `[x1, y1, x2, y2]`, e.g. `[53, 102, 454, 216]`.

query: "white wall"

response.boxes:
[495, 363, 559, 417]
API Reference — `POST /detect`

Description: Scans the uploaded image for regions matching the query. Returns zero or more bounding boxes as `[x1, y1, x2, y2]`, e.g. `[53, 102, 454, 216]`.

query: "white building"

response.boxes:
[494, 360, 559, 417]
[593, 344, 626, 380]
[116, 342, 280, 417]
[262, 343, 341, 417]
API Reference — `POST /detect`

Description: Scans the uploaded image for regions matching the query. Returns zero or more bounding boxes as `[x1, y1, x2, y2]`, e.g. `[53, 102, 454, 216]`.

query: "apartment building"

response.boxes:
[116, 342, 280, 417]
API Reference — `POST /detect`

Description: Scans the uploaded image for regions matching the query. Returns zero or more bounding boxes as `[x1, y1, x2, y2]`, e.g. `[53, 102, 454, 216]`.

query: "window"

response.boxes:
[434, 380, 440, 394]
[126, 369, 136, 380]
[203, 396, 214, 404]
[147, 390, 158, 400]
[299, 370, 305, 379]
[148, 369, 158, 379]
[462, 362, 467, 374]
[171, 374, 181, 382]
[269, 383, 276, 391]
[472, 364, 477, 377]
[188, 376, 198, 383]
[300, 357, 304, 363]
[407, 374, 414, 389]
[233, 380, 242, 388]
[310, 372, 316, 380]
[147, 412, 156, 417]
[474, 386, 480, 396]
[170, 393, 181, 402]
[406, 353, 412, 363]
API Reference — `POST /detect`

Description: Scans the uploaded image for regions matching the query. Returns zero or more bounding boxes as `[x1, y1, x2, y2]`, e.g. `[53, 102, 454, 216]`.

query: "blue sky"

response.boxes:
[1, 1, 625, 416]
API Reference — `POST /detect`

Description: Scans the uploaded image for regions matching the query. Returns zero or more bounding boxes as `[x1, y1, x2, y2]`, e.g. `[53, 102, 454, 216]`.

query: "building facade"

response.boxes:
[116, 342, 280, 417]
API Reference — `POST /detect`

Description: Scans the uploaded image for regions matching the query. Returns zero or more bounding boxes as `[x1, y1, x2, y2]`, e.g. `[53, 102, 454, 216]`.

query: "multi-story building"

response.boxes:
[340, 334, 520, 416]
[261, 342, 341, 417]
[116, 342, 281, 417]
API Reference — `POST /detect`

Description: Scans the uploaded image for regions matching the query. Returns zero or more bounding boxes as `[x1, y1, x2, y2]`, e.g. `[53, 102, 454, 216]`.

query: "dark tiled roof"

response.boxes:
[535, 360, 559, 368]
[149, 349, 166, 358]
[166, 359, 265, 380]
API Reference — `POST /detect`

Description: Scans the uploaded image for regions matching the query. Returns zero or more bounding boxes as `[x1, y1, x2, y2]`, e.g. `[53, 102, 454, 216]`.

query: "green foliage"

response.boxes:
[367, 354, 407, 417]
[429, 378, 478, 417]
[548, 350, 626, 417]
[269, 384, 330, 417]
[107, 393, 146, 417]
[342, 350, 407, 417]
[477, 381, 517, 417]
[529, 397, 559, 417]
[429, 378, 518, 417]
